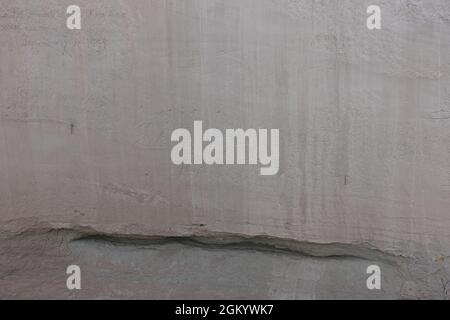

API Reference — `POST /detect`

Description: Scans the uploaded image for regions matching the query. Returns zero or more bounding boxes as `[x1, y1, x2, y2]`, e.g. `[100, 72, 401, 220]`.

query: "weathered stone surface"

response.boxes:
[0, 0, 449, 299]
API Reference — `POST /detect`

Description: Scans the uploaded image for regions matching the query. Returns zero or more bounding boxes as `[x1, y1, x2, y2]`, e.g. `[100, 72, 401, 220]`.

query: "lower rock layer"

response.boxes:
[1, 229, 449, 299]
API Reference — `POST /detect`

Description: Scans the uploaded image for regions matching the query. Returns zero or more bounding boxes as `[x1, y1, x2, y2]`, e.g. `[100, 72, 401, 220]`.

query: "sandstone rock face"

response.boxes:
[0, 0, 449, 299]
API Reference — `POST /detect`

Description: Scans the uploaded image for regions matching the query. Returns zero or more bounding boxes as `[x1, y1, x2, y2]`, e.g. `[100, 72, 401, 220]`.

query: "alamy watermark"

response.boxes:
[66, 265, 81, 290]
[65, 4, 381, 31]
[171, 121, 279, 176]
[366, 265, 381, 290]
[66, 5, 81, 30]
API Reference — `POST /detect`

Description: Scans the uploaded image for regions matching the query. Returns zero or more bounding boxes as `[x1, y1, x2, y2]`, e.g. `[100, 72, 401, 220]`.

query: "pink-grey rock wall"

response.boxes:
[0, 0, 449, 299]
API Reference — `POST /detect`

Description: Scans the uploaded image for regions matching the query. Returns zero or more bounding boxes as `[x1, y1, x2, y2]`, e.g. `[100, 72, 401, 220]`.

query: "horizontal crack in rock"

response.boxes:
[0, 220, 407, 263]
[73, 233, 403, 263]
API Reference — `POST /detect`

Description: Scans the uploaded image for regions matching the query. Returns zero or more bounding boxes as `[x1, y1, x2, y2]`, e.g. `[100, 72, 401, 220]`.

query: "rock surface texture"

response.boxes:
[0, 0, 450, 299]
